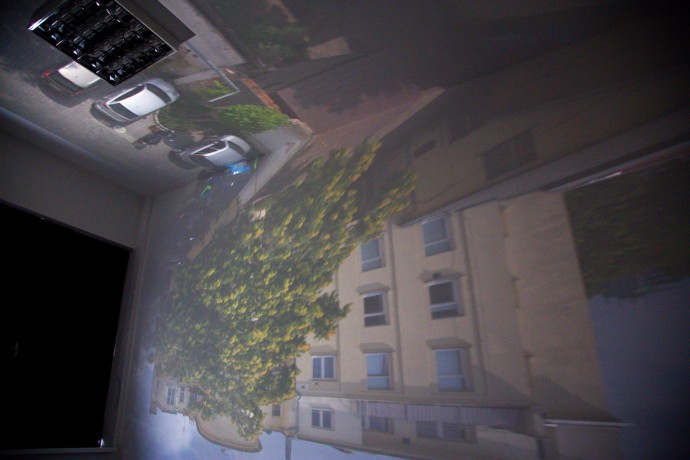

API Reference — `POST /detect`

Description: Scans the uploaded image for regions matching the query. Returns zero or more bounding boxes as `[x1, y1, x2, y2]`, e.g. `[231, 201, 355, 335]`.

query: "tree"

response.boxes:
[217, 104, 290, 134]
[565, 155, 690, 297]
[156, 141, 415, 439]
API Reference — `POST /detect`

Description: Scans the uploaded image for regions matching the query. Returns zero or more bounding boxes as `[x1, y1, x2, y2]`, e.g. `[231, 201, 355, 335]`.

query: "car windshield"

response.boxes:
[112, 85, 145, 103]
[108, 102, 138, 120]
[146, 83, 172, 103]
[226, 140, 246, 154]
[189, 154, 217, 167]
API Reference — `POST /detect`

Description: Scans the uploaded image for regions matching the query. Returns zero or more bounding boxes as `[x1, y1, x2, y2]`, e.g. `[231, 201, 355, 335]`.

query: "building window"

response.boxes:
[363, 292, 387, 327]
[483, 131, 536, 180]
[363, 415, 393, 433]
[312, 355, 336, 380]
[272, 404, 281, 417]
[166, 387, 176, 405]
[416, 420, 437, 438]
[361, 237, 384, 271]
[422, 216, 451, 256]
[179, 386, 185, 403]
[312, 408, 333, 429]
[416, 421, 473, 442]
[436, 348, 470, 391]
[428, 278, 461, 318]
[366, 353, 392, 389]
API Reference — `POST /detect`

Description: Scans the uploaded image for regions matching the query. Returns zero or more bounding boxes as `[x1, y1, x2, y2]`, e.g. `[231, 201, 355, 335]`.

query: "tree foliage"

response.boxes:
[565, 155, 690, 297]
[156, 141, 415, 439]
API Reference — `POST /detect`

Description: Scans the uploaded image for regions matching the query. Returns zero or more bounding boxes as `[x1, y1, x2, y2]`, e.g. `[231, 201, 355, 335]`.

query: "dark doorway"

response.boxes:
[0, 202, 129, 450]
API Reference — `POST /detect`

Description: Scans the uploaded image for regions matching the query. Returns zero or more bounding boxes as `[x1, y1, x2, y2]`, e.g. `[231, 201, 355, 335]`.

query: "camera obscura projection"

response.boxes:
[155, 141, 415, 439]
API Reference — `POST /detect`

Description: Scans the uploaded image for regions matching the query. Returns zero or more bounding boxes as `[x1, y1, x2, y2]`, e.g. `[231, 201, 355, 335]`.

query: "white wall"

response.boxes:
[0, 127, 144, 248]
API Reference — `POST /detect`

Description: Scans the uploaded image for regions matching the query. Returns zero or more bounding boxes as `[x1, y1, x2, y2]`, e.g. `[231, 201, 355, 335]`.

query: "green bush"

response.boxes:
[218, 104, 289, 134]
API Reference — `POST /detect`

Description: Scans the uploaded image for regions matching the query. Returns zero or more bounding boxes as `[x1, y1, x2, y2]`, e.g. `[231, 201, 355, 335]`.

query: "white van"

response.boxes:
[41, 61, 101, 95]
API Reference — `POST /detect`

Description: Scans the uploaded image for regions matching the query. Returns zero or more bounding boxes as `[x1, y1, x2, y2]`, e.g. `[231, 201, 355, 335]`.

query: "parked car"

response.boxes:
[92, 78, 179, 123]
[169, 135, 252, 170]
[40, 61, 101, 95]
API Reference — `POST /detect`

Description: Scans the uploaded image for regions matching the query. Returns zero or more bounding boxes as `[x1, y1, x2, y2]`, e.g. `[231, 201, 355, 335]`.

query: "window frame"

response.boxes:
[312, 354, 336, 380]
[311, 408, 334, 429]
[363, 291, 388, 327]
[435, 348, 470, 391]
[422, 215, 452, 256]
[366, 352, 392, 390]
[363, 415, 394, 433]
[416, 421, 474, 442]
[166, 387, 176, 405]
[272, 403, 281, 417]
[360, 236, 384, 271]
[427, 278, 462, 319]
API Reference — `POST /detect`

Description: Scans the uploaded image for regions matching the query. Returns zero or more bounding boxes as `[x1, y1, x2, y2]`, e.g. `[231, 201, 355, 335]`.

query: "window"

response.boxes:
[416, 421, 473, 442]
[366, 353, 392, 389]
[436, 348, 470, 391]
[272, 404, 281, 417]
[312, 408, 333, 429]
[483, 131, 536, 180]
[428, 279, 461, 318]
[416, 420, 437, 438]
[166, 387, 176, 405]
[361, 237, 384, 271]
[179, 386, 185, 403]
[363, 415, 393, 433]
[422, 216, 451, 255]
[312, 355, 336, 380]
[363, 292, 387, 327]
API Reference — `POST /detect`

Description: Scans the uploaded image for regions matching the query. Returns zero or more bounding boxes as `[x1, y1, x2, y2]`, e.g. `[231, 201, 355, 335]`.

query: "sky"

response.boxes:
[588, 278, 690, 459]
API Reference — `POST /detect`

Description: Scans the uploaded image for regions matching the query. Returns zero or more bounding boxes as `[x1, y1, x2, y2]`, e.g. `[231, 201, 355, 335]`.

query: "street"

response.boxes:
[0, 1, 296, 196]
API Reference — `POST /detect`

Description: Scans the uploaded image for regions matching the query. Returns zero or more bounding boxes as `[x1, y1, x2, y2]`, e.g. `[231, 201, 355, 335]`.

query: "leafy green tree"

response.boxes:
[156, 141, 414, 439]
[218, 104, 290, 134]
[565, 155, 690, 297]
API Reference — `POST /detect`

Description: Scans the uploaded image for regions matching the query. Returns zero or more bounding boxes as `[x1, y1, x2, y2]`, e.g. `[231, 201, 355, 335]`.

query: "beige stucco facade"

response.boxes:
[296, 190, 622, 459]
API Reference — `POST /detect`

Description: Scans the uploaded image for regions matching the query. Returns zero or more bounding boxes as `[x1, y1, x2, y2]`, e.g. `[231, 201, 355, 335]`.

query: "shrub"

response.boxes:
[218, 104, 289, 134]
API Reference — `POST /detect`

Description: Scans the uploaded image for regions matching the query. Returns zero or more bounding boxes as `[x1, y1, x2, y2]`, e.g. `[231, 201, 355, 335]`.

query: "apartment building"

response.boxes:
[147, 10, 687, 458]
[290, 11, 689, 459]
[294, 188, 624, 460]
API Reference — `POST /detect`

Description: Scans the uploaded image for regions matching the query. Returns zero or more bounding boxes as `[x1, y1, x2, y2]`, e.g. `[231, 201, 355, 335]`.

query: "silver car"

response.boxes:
[41, 61, 101, 95]
[170, 135, 252, 169]
[93, 78, 179, 123]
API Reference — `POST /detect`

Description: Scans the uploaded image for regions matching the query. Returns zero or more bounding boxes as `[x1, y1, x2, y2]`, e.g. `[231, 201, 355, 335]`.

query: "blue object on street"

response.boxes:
[227, 161, 252, 175]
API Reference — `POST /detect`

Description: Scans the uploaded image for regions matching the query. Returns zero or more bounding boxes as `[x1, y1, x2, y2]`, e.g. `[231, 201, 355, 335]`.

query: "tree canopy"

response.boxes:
[565, 155, 690, 297]
[155, 141, 414, 439]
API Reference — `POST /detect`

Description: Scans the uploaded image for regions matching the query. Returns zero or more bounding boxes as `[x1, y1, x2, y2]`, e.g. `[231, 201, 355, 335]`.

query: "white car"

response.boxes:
[170, 135, 252, 169]
[41, 61, 101, 95]
[92, 78, 179, 123]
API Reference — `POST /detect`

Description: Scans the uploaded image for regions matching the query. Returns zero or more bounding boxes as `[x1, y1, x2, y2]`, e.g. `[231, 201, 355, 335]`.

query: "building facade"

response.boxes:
[295, 190, 623, 460]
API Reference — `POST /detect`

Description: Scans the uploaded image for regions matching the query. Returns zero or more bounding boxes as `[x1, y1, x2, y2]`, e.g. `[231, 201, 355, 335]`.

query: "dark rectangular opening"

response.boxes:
[0, 202, 129, 450]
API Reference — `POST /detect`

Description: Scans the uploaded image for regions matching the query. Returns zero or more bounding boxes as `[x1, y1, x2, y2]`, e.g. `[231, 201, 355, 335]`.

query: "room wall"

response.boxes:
[0, 126, 144, 249]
